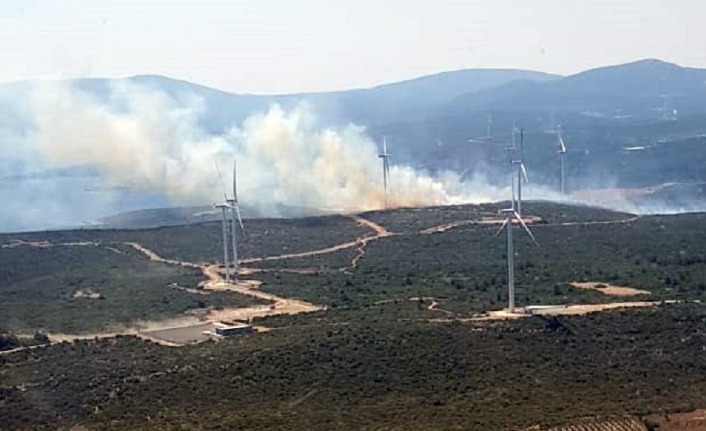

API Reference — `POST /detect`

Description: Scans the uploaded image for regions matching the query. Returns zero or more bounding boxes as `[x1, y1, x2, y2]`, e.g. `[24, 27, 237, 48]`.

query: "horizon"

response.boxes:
[1, 1, 705, 94]
[0, 57, 696, 96]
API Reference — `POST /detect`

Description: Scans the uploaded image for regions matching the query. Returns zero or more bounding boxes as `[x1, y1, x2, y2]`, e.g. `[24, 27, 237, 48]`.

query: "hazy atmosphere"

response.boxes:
[2, 0, 706, 232]
[1, 0, 705, 93]
[5, 3, 706, 431]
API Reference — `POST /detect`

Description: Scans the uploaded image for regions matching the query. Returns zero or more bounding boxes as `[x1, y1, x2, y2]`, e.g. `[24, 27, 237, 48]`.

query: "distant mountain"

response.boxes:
[0, 67, 560, 163]
[5, 59, 706, 131]
[367, 59, 706, 172]
[440, 59, 706, 118]
[71, 68, 559, 129]
[300, 69, 559, 123]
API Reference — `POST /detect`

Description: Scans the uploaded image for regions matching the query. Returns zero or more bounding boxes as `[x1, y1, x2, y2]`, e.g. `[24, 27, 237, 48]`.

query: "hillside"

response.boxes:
[2, 203, 706, 430]
[2, 202, 706, 332]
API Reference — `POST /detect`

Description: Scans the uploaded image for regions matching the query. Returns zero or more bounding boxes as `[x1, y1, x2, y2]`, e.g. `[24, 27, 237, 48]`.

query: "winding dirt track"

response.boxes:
[420, 220, 477, 235]
[419, 215, 544, 235]
[240, 214, 391, 264]
[125, 242, 202, 269]
[1, 209, 650, 348]
[123, 244, 324, 323]
[548, 215, 641, 228]
[349, 214, 391, 237]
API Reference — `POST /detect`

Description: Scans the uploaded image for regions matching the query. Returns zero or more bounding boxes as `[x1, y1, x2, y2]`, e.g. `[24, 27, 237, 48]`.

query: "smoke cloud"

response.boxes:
[4, 79, 697, 233]
[26, 81, 524, 216]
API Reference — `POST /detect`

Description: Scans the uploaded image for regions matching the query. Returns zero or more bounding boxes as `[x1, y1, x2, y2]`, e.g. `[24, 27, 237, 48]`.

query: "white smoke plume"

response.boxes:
[3, 79, 698, 233]
[27, 81, 520, 215]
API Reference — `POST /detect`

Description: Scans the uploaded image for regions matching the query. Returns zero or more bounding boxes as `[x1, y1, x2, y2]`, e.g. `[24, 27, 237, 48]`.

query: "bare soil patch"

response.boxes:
[571, 281, 651, 296]
[472, 301, 678, 321]
[2, 239, 52, 248]
[72, 288, 102, 299]
[478, 215, 543, 226]
[644, 409, 706, 431]
[419, 220, 476, 234]
[140, 322, 215, 345]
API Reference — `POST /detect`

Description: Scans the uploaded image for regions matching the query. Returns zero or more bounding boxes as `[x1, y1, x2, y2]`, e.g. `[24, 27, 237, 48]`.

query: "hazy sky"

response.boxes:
[1, 0, 705, 94]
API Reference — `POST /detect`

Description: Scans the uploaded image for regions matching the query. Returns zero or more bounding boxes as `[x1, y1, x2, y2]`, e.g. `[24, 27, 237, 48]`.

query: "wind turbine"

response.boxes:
[557, 126, 567, 194]
[495, 204, 539, 314]
[214, 160, 245, 283]
[378, 137, 391, 209]
[512, 128, 529, 215]
[467, 114, 495, 145]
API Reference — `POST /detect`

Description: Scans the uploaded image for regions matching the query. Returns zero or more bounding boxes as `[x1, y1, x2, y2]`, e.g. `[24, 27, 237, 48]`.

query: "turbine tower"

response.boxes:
[228, 160, 244, 278]
[378, 137, 391, 209]
[495, 205, 539, 313]
[557, 126, 567, 194]
[214, 159, 244, 283]
[215, 202, 232, 283]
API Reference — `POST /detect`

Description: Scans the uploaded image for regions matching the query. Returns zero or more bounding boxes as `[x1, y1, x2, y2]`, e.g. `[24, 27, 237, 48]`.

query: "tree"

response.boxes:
[0, 333, 20, 351]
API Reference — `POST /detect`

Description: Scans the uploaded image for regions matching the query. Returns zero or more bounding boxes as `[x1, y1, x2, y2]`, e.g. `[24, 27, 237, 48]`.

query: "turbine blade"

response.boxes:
[514, 212, 539, 246]
[213, 161, 228, 202]
[494, 218, 510, 236]
[521, 163, 529, 183]
[383, 137, 387, 155]
[235, 204, 244, 231]
[232, 159, 238, 202]
[558, 133, 567, 153]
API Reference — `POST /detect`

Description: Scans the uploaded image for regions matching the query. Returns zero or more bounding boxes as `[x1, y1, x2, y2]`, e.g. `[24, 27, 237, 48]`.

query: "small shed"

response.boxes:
[213, 322, 254, 337]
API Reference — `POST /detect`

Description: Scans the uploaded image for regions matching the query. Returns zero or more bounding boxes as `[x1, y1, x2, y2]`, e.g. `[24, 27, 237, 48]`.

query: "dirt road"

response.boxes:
[419, 215, 544, 235]
[125, 244, 324, 319]
[0, 210, 659, 349]
[125, 242, 202, 269]
[348, 214, 392, 237]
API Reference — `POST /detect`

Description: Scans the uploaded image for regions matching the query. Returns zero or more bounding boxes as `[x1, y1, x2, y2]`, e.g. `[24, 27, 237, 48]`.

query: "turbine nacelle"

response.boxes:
[378, 137, 390, 159]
